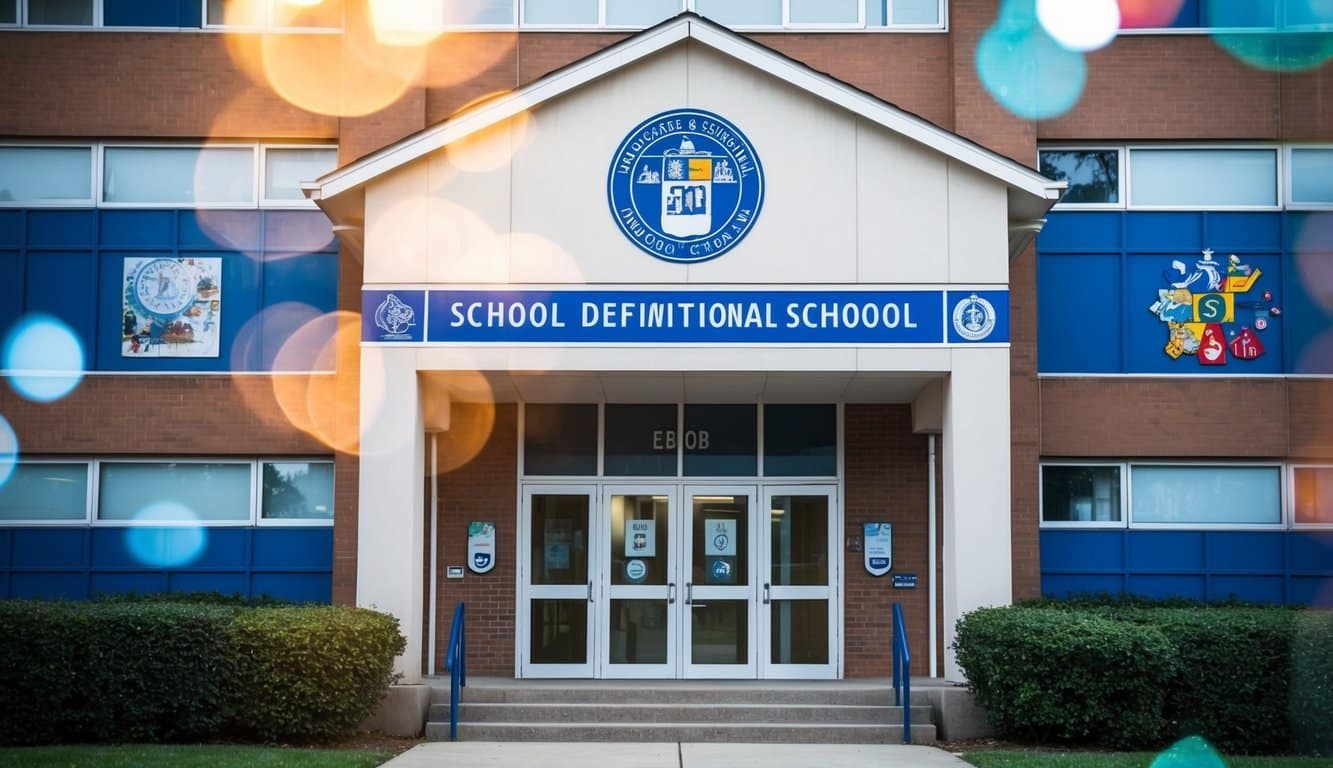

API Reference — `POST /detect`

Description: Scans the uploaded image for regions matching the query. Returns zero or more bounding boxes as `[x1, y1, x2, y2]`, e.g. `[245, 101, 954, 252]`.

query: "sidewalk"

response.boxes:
[379, 742, 972, 767]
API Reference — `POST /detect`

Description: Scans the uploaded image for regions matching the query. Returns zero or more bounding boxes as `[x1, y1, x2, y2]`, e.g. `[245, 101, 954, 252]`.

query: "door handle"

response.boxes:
[763, 583, 771, 605]
[685, 582, 693, 605]
[587, 581, 594, 603]
[668, 582, 677, 604]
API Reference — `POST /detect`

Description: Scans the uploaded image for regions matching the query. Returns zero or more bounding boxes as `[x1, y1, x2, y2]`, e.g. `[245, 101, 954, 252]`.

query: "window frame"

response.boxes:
[0, 0, 18, 26]
[256, 458, 336, 527]
[1284, 144, 1333, 211]
[93, 457, 258, 527]
[1037, 145, 1126, 211]
[20, 0, 101, 28]
[445, 0, 945, 31]
[0, 141, 97, 208]
[98, 141, 260, 210]
[259, 143, 339, 209]
[0, 458, 95, 526]
[200, 0, 344, 32]
[1038, 461, 1128, 530]
[1125, 144, 1283, 211]
[1288, 464, 1333, 530]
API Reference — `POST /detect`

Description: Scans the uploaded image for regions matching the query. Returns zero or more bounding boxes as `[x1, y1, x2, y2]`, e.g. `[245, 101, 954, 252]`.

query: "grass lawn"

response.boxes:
[964, 752, 1333, 768]
[0, 744, 397, 768]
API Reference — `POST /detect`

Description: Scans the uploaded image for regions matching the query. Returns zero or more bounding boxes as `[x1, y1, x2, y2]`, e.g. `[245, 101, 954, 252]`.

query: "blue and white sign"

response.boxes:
[947, 290, 1008, 344]
[893, 573, 917, 589]
[468, 521, 496, 574]
[608, 109, 764, 264]
[864, 522, 892, 576]
[625, 559, 648, 583]
[363, 290, 426, 343]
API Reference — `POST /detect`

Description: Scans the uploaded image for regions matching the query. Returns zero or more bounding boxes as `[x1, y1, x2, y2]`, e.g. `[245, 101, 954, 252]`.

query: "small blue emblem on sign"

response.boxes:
[951, 293, 996, 342]
[473, 552, 491, 570]
[893, 573, 918, 589]
[608, 109, 764, 264]
[375, 293, 417, 337]
[711, 559, 733, 581]
[625, 559, 647, 583]
[362, 290, 426, 343]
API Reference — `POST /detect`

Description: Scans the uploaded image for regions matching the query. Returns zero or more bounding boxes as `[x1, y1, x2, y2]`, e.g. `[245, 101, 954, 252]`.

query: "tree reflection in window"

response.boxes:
[1040, 149, 1120, 204]
[262, 461, 334, 520]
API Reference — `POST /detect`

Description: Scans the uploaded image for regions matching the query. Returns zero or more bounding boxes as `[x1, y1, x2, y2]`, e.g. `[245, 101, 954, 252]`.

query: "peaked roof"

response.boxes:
[305, 12, 1062, 217]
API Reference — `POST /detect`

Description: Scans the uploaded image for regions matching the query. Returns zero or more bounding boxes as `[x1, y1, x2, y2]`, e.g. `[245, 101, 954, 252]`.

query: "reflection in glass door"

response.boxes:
[521, 486, 595, 678]
[600, 487, 677, 678]
[761, 486, 838, 679]
[683, 487, 758, 678]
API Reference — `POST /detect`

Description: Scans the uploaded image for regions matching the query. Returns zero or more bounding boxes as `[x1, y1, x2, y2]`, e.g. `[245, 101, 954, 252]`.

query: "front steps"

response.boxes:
[425, 678, 937, 744]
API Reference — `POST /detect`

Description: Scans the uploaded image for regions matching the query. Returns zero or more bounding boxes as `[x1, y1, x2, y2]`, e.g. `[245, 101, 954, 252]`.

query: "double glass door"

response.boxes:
[520, 484, 837, 679]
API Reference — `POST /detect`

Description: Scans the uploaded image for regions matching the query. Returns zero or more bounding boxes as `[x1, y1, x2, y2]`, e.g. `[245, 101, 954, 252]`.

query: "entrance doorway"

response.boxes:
[519, 483, 838, 679]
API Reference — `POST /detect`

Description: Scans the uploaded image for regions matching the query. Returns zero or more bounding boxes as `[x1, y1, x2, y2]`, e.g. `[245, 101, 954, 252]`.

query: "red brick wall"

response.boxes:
[843, 404, 931, 678]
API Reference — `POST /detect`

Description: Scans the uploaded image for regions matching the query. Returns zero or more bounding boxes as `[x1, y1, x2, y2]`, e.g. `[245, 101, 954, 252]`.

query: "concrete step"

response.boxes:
[430, 702, 933, 725]
[430, 683, 931, 707]
[425, 721, 937, 744]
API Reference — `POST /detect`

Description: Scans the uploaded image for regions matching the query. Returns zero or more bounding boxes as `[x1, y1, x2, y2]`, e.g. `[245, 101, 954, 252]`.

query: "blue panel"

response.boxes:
[264, 211, 337, 253]
[187, 528, 250, 568]
[1205, 531, 1284, 572]
[1123, 251, 1283, 374]
[1129, 574, 1207, 600]
[1209, 575, 1284, 604]
[1126, 212, 1202, 253]
[0, 529, 10, 567]
[25, 250, 98, 350]
[11, 528, 87, 568]
[1040, 530, 1125, 571]
[11, 572, 87, 599]
[90, 571, 168, 595]
[1205, 213, 1282, 251]
[178, 211, 262, 251]
[253, 528, 333, 570]
[103, 0, 190, 26]
[95, 250, 262, 371]
[252, 572, 332, 603]
[0, 211, 22, 245]
[100, 210, 174, 248]
[1171, 0, 1199, 26]
[26, 210, 96, 248]
[1038, 212, 1121, 252]
[1288, 531, 1333, 571]
[1037, 253, 1121, 372]
[1042, 574, 1124, 598]
[1290, 576, 1333, 607]
[1128, 530, 1204, 570]
[1283, 246, 1333, 374]
[90, 528, 133, 567]
[0, 250, 24, 337]
[259, 252, 339, 369]
[169, 571, 249, 595]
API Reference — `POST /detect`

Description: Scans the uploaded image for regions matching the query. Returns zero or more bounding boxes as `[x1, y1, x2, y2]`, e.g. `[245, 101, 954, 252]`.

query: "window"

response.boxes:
[763, 404, 835, 476]
[205, 0, 342, 29]
[1131, 465, 1282, 525]
[1042, 465, 1122, 524]
[523, 0, 598, 25]
[103, 146, 254, 207]
[261, 461, 334, 520]
[0, 146, 93, 205]
[1289, 147, 1333, 207]
[683, 404, 757, 476]
[524, 404, 598, 475]
[1039, 149, 1120, 206]
[603, 404, 678, 476]
[1120, 0, 1333, 31]
[0, 0, 16, 23]
[605, 0, 679, 25]
[694, 0, 780, 25]
[1292, 467, 1333, 525]
[0, 462, 88, 522]
[98, 461, 254, 522]
[262, 145, 338, 204]
[443, 0, 943, 29]
[1129, 148, 1279, 208]
[442, 0, 515, 25]
[26, 0, 94, 25]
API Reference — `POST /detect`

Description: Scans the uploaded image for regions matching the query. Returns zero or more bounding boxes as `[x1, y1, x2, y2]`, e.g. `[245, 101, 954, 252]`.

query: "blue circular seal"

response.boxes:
[607, 109, 764, 264]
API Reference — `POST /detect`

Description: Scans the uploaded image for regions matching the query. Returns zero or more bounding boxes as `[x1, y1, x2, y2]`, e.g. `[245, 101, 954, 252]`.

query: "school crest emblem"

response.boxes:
[608, 109, 764, 264]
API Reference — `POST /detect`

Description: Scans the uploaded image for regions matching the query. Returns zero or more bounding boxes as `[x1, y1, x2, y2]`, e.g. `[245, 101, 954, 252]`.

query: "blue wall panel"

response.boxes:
[1042, 529, 1333, 606]
[0, 250, 23, 336]
[25, 251, 98, 352]
[0, 526, 332, 602]
[27, 210, 96, 248]
[1205, 212, 1282, 251]
[1126, 212, 1202, 253]
[104, 0, 199, 27]
[1036, 212, 1121, 252]
[1037, 253, 1122, 372]
[178, 211, 263, 252]
[0, 211, 22, 246]
[100, 210, 175, 248]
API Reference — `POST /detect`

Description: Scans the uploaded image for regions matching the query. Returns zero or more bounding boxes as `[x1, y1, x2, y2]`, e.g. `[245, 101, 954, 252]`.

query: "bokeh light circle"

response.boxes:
[126, 502, 208, 568]
[2, 313, 86, 403]
[976, 9, 1088, 120]
[1117, 0, 1186, 29]
[1211, 31, 1333, 73]
[0, 414, 17, 490]
[1038, 0, 1120, 52]
[1149, 736, 1226, 768]
[420, 370, 497, 474]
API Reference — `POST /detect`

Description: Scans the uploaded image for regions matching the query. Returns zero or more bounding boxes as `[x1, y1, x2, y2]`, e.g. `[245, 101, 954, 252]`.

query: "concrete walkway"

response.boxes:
[379, 742, 972, 767]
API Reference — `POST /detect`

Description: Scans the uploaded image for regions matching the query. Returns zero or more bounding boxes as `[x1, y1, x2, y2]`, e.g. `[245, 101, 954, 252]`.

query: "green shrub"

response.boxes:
[93, 591, 296, 607]
[228, 605, 405, 742]
[0, 600, 404, 746]
[1290, 610, 1333, 756]
[954, 606, 1176, 748]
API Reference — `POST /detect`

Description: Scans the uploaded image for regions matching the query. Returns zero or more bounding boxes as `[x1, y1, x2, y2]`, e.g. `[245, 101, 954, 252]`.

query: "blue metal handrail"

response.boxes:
[891, 602, 912, 744]
[445, 601, 467, 741]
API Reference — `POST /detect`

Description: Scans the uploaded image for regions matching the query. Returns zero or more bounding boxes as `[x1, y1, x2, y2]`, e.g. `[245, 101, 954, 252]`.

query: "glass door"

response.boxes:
[521, 485, 595, 678]
[599, 486, 678, 678]
[760, 486, 838, 679]
[682, 486, 758, 678]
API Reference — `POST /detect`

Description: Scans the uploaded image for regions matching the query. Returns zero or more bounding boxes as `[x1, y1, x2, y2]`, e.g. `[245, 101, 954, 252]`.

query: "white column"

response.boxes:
[357, 347, 426, 683]
[942, 347, 1013, 682]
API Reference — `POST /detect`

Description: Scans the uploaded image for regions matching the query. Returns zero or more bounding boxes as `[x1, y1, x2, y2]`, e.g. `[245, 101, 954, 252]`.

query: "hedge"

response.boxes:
[954, 601, 1333, 755]
[0, 600, 405, 746]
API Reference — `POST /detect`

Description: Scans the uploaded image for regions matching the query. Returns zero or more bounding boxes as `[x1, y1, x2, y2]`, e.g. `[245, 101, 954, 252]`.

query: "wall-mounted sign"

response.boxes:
[625, 559, 647, 583]
[1147, 249, 1279, 367]
[893, 573, 918, 589]
[446, 565, 465, 579]
[864, 522, 892, 576]
[626, 519, 656, 557]
[467, 521, 496, 574]
[363, 288, 1010, 346]
[608, 109, 765, 264]
[704, 518, 737, 557]
[122, 256, 221, 358]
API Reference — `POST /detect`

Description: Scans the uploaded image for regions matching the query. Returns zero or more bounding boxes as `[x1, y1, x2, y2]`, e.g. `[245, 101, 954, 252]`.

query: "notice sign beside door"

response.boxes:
[626, 519, 656, 557]
[468, 521, 496, 574]
[864, 522, 892, 576]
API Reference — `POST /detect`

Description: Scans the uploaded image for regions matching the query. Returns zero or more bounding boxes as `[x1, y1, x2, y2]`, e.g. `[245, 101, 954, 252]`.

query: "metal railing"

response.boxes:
[891, 602, 912, 744]
[445, 601, 467, 741]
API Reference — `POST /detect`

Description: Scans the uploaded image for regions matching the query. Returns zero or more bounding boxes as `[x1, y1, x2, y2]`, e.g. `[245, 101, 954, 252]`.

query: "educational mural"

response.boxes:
[121, 256, 222, 358]
[1147, 249, 1280, 366]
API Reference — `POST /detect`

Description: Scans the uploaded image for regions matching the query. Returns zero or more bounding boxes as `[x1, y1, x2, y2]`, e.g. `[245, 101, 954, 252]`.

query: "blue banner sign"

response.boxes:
[362, 289, 1009, 345]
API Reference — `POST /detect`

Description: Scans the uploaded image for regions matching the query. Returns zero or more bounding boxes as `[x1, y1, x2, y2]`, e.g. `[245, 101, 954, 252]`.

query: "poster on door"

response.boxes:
[625, 519, 656, 557]
[544, 518, 572, 573]
[704, 519, 736, 556]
